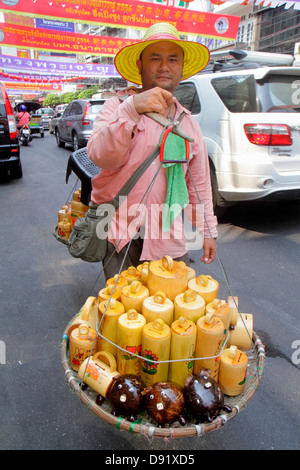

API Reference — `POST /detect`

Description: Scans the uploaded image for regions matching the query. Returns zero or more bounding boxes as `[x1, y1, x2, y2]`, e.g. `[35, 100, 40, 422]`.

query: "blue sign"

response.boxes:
[36, 18, 75, 33]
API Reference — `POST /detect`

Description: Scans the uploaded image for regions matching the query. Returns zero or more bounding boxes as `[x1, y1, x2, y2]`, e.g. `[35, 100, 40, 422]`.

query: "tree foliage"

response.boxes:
[43, 86, 100, 108]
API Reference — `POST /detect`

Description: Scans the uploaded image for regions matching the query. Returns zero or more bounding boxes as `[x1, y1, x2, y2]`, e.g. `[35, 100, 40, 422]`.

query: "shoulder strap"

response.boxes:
[114, 111, 186, 207]
[114, 144, 160, 202]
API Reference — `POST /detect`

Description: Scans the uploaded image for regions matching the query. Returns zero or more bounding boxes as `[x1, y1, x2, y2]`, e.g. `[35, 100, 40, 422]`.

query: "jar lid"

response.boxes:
[221, 345, 248, 367]
[189, 275, 218, 291]
[99, 299, 125, 316]
[118, 309, 146, 329]
[143, 318, 171, 339]
[71, 324, 96, 342]
[121, 266, 141, 282]
[149, 256, 187, 279]
[197, 313, 224, 332]
[121, 281, 148, 298]
[106, 274, 128, 289]
[175, 290, 205, 309]
[172, 316, 196, 336]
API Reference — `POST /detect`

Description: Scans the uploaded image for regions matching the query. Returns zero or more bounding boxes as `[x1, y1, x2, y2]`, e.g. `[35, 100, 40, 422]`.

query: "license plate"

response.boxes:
[23, 129, 29, 135]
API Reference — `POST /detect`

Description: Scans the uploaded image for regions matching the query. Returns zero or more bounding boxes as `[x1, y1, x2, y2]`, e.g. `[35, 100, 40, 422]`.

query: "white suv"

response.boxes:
[174, 53, 300, 215]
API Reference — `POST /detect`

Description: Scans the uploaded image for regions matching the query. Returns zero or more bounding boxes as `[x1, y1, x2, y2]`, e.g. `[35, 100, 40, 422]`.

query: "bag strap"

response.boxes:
[114, 111, 186, 207]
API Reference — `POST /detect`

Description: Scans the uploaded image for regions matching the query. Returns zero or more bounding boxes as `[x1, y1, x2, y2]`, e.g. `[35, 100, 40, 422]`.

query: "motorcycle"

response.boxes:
[18, 125, 32, 146]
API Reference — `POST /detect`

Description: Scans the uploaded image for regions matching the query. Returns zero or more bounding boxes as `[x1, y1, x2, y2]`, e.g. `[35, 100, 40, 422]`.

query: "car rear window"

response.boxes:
[89, 101, 105, 114]
[42, 108, 54, 115]
[211, 75, 257, 113]
[38, 108, 54, 115]
[257, 74, 300, 112]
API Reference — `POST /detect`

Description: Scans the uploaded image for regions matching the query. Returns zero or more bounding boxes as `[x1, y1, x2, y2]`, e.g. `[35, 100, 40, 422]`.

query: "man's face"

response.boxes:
[136, 41, 184, 93]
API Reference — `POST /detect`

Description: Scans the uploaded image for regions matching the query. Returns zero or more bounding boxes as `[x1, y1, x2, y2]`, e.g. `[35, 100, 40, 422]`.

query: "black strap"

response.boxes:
[114, 111, 186, 208]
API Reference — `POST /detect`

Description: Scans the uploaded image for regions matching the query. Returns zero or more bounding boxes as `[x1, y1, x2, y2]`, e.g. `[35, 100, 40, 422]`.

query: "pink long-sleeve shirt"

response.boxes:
[87, 91, 217, 261]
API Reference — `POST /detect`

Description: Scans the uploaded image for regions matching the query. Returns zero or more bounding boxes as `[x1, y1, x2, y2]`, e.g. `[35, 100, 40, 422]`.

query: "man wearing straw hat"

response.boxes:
[87, 22, 218, 280]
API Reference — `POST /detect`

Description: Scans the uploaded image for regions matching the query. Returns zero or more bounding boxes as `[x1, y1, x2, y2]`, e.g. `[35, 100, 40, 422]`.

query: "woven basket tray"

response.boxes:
[60, 314, 265, 439]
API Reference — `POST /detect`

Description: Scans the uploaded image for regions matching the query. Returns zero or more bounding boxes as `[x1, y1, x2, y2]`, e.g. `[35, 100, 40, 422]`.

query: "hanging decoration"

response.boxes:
[0, 0, 241, 39]
[0, 64, 95, 93]
[212, 0, 300, 7]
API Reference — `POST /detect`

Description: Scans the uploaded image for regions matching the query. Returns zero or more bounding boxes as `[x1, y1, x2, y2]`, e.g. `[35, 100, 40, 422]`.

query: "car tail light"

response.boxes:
[82, 102, 90, 125]
[7, 115, 18, 139]
[1, 86, 18, 139]
[244, 124, 292, 146]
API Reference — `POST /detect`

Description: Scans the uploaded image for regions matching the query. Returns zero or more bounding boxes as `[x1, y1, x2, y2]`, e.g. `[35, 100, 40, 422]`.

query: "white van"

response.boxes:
[174, 52, 300, 215]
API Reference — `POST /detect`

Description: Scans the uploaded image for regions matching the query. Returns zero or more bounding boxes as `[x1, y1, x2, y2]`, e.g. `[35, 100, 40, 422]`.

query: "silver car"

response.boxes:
[55, 98, 105, 151]
[35, 107, 54, 130]
[174, 58, 300, 215]
[49, 104, 68, 134]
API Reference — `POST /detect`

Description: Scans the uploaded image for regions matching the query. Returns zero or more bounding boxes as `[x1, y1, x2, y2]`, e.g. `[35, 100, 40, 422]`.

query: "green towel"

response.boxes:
[161, 133, 191, 232]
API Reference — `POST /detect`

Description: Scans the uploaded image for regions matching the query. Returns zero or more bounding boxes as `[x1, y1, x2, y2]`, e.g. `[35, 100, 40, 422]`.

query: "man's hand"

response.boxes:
[133, 87, 176, 115]
[201, 238, 217, 264]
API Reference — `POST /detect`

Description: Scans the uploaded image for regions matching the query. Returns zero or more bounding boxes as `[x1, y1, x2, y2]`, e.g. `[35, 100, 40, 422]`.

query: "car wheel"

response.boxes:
[209, 161, 228, 218]
[55, 129, 65, 148]
[72, 132, 79, 151]
[41, 132, 44, 138]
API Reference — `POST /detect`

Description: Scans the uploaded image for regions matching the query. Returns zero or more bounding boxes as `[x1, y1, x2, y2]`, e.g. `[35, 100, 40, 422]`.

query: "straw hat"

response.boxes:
[114, 22, 210, 85]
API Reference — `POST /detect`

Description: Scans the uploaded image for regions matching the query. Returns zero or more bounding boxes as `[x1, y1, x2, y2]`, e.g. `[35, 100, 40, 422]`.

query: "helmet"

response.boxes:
[19, 105, 26, 111]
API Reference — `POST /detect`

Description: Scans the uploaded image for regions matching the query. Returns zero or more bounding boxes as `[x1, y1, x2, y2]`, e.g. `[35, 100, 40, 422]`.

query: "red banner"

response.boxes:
[0, 22, 136, 56]
[0, 0, 240, 40]
[2, 81, 62, 92]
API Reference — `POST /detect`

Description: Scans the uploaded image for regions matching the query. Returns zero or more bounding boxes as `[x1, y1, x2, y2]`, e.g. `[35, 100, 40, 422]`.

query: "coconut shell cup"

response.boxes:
[108, 374, 146, 422]
[143, 382, 186, 427]
[184, 369, 232, 423]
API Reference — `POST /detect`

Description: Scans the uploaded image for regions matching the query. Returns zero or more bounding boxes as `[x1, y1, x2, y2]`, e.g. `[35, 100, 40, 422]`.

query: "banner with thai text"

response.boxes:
[0, 22, 137, 56]
[0, 54, 119, 77]
[211, 0, 300, 8]
[2, 81, 62, 91]
[0, 0, 240, 40]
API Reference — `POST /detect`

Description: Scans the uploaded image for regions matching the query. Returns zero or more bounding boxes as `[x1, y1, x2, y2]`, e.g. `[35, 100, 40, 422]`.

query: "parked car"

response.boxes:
[35, 107, 55, 130]
[55, 104, 68, 114]
[49, 104, 68, 134]
[173, 51, 300, 215]
[55, 98, 105, 151]
[0, 82, 22, 179]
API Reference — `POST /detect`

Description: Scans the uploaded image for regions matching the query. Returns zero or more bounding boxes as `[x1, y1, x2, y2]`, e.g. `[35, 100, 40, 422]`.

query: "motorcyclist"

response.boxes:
[17, 105, 31, 135]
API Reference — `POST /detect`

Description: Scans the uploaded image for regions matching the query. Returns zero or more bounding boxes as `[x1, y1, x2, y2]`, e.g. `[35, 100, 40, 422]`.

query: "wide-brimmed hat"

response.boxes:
[114, 22, 210, 85]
